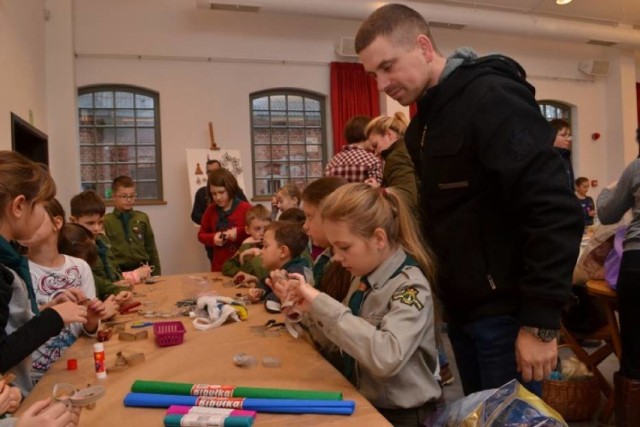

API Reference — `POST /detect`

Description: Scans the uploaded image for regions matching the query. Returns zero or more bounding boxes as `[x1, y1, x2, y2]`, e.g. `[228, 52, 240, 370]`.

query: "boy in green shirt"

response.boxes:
[103, 176, 161, 275]
[69, 190, 151, 299]
[222, 204, 271, 281]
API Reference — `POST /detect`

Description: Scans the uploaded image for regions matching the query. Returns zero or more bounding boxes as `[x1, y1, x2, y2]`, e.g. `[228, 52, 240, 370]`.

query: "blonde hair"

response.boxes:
[277, 182, 301, 205]
[320, 183, 436, 284]
[365, 112, 409, 139]
[0, 151, 56, 221]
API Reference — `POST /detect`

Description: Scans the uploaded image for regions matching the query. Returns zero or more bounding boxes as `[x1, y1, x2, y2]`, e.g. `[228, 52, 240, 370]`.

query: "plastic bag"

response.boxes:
[604, 226, 626, 290]
[425, 379, 567, 427]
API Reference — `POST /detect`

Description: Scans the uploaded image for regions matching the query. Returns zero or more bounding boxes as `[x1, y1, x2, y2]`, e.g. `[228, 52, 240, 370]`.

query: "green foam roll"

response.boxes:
[132, 380, 342, 400]
[164, 414, 253, 427]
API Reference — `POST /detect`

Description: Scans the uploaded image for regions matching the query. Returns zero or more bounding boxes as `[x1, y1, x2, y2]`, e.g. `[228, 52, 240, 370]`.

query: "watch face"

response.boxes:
[538, 329, 559, 342]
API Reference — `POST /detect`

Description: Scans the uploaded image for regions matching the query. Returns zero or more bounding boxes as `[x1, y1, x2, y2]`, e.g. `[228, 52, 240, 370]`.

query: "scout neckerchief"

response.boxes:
[312, 250, 331, 288]
[215, 198, 240, 232]
[341, 254, 420, 383]
[0, 236, 39, 315]
[116, 209, 132, 241]
[95, 238, 115, 281]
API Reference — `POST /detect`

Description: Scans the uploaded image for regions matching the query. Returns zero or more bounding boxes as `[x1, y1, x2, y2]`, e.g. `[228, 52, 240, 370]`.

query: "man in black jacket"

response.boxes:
[356, 4, 584, 395]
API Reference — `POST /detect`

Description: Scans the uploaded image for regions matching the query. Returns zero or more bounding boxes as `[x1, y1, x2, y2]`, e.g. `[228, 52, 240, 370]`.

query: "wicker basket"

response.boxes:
[542, 347, 600, 422]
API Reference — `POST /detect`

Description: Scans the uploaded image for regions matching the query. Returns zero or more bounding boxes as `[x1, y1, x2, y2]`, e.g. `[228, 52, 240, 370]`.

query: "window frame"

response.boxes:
[77, 84, 164, 205]
[539, 100, 572, 125]
[249, 88, 327, 201]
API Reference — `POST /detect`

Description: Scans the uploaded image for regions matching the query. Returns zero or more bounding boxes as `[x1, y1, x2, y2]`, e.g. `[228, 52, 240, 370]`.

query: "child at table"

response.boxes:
[69, 190, 148, 299]
[103, 176, 161, 275]
[272, 183, 301, 220]
[19, 199, 117, 386]
[0, 376, 80, 427]
[198, 169, 252, 272]
[0, 151, 88, 394]
[222, 204, 270, 280]
[272, 183, 441, 426]
[247, 221, 312, 307]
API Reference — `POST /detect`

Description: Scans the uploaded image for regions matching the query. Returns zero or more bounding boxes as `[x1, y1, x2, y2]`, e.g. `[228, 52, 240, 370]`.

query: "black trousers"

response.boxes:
[617, 249, 640, 379]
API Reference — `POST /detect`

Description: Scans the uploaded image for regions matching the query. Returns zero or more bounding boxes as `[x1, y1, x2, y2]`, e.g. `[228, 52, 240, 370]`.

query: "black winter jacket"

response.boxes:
[405, 55, 584, 329]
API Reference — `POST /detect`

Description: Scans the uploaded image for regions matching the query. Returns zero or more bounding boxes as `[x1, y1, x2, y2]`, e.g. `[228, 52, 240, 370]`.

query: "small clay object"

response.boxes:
[97, 329, 112, 342]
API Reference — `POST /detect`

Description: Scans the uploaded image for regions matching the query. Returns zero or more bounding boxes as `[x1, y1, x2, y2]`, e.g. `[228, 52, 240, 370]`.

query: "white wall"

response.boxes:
[0, 0, 47, 148]
[42, 1, 640, 274]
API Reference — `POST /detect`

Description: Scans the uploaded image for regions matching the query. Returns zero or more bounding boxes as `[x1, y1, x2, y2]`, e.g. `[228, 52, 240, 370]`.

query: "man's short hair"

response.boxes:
[267, 221, 308, 260]
[355, 3, 434, 53]
[344, 115, 371, 144]
[246, 204, 271, 226]
[206, 159, 221, 168]
[70, 190, 106, 218]
[112, 176, 135, 193]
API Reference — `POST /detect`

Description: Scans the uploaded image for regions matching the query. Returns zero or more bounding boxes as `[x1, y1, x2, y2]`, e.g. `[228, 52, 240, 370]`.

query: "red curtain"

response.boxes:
[330, 62, 380, 153]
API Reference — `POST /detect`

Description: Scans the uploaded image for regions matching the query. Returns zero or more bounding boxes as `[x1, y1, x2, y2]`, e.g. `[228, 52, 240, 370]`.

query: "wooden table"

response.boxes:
[17, 274, 390, 426]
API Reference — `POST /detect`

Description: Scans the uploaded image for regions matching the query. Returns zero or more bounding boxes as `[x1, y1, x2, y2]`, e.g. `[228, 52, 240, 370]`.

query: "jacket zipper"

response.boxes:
[487, 274, 497, 290]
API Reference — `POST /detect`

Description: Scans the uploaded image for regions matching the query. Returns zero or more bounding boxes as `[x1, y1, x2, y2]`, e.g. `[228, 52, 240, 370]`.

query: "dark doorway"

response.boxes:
[11, 113, 48, 166]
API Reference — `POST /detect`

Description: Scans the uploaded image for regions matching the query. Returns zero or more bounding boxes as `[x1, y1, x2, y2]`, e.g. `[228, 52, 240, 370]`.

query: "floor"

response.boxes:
[440, 332, 618, 426]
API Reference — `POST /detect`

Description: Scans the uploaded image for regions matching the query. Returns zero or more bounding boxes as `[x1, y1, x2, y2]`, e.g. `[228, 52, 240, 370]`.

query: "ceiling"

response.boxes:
[412, 0, 640, 28]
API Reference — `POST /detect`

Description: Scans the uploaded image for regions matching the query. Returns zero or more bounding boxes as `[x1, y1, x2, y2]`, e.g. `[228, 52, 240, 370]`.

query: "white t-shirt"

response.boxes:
[28, 255, 96, 385]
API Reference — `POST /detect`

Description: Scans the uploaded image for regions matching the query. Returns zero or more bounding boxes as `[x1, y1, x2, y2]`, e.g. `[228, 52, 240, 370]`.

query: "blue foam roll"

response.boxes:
[124, 393, 355, 415]
[164, 414, 254, 427]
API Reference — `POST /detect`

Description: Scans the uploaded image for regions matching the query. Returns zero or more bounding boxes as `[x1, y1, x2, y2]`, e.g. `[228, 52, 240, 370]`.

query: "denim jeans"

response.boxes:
[448, 315, 541, 396]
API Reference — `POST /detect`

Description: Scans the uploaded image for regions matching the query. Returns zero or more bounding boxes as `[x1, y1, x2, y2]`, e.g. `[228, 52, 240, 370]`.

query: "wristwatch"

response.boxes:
[521, 326, 560, 343]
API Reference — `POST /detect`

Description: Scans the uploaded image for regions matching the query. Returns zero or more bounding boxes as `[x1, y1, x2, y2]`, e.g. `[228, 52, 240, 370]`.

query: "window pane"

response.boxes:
[137, 128, 155, 145]
[270, 95, 286, 110]
[290, 146, 305, 161]
[306, 144, 322, 160]
[96, 146, 116, 163]
[255, 162, 274, 179]
[79, 128, 95, 144]
[80, 146, 95, 163]
[94, 109, 115, 126]
[288, 111, 304, 127]
[290, 163, 305, 178]
[305, 111, 321, 127]
[289, 128, 304, 144]
[271, 129, 288, 146]
[288, 96, 303, 111]
[79, 109, 94, 125]
[271, 144, 288, 161]
[135, 94, 154, 109]
[78, 94, 93, 108]
[97, 164, 116, 181]
[137, 182, 158, 199]
[254, 128, 270, 144]
[96, 128, 115, 145]
[306, 128, 321, 144]
[252, 97, 268, 110]
[115, 146, 136, 163]
[253, 111, 269, 127]
[81, 165, 97, 182]
[115, 92, 134, 108]
[94, 92, 114, 108]
[137, 146, 155, 163]
[307, 162, 323, 177]
[116, 109, 135, 126]
[136, 109, 155, 127]
[116, 164, 137, 178]
[137, 164, 157, 180]
[270, 111, 287, 127]
[305, 98, 320, 111]
[116, 128, 135, 145]
[254, 146, 272, 162]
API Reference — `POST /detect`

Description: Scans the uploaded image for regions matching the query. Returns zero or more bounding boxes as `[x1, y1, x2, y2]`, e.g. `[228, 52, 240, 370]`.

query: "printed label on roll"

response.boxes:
[180, 414, 225, 426]
[191, 384, 235, 397]
[194, 397, 245, 409]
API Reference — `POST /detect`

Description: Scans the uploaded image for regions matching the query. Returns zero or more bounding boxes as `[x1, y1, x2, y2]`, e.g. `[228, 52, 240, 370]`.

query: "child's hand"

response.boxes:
[51, 301, 88, 325]
[15, 398, 76, 427]
[247, 288, 266, 303]
[52, 288, 87, 305]
[113, 279, 133, 289]
[278, 272, 319, 313]
[89, 296, 118, 320]
[225, 228, 238, 242]
[135, 265, 152, 281]
[214, 232, 226, 246]
[0, 379, 20, 414]
[239, 248, 261, 264]
[114, 291, 133, 305]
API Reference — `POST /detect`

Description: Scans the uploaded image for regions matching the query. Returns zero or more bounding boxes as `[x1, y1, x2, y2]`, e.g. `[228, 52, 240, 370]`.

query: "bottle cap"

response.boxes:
[67, 359, 78, 370]
[93, 342, 104, 352]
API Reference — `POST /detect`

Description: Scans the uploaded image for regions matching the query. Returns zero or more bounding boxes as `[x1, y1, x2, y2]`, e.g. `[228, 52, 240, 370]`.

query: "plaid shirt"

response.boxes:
[324, 145, 383, 184]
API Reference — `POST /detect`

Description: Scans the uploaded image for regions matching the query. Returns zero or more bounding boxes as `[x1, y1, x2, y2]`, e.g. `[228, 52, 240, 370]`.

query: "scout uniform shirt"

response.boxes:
[92, 234, 129, 299]
[104, 208, 161, 275]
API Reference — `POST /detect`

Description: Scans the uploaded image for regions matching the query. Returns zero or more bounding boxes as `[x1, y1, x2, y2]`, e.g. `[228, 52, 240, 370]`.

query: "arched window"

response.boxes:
[77, 85, 163, 202]
[538, 100, 572, 125]
[250, 89, 326, 198]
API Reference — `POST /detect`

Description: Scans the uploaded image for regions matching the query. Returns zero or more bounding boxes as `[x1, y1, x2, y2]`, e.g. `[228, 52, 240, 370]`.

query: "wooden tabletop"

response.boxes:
[16, 274, 390, 426]
[586, 279, 617, 300]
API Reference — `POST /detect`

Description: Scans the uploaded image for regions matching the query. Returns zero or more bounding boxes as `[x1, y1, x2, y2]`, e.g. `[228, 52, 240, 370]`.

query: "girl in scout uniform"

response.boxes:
[271, 183, 441, 427]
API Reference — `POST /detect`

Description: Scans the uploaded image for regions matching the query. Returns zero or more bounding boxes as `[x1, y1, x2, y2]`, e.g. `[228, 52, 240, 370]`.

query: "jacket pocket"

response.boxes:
[424, 132, 471, 193]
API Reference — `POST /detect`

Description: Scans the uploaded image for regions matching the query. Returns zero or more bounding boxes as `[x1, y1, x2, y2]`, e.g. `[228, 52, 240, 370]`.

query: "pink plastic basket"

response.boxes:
[153, 321, 186, 347]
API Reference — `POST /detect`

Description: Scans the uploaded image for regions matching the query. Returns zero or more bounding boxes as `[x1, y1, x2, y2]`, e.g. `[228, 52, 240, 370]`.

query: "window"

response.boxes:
[77, 85, 163, 202]
[250, 89, 326, 198]
[539, 100, 572, 124]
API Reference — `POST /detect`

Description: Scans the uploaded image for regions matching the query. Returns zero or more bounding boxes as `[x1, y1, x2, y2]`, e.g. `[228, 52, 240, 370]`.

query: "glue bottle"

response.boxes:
[93, 342, 107, 379]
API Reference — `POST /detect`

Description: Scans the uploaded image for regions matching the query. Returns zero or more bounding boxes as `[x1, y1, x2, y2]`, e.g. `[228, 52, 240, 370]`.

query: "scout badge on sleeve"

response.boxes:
[392, 287, 424, 310]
